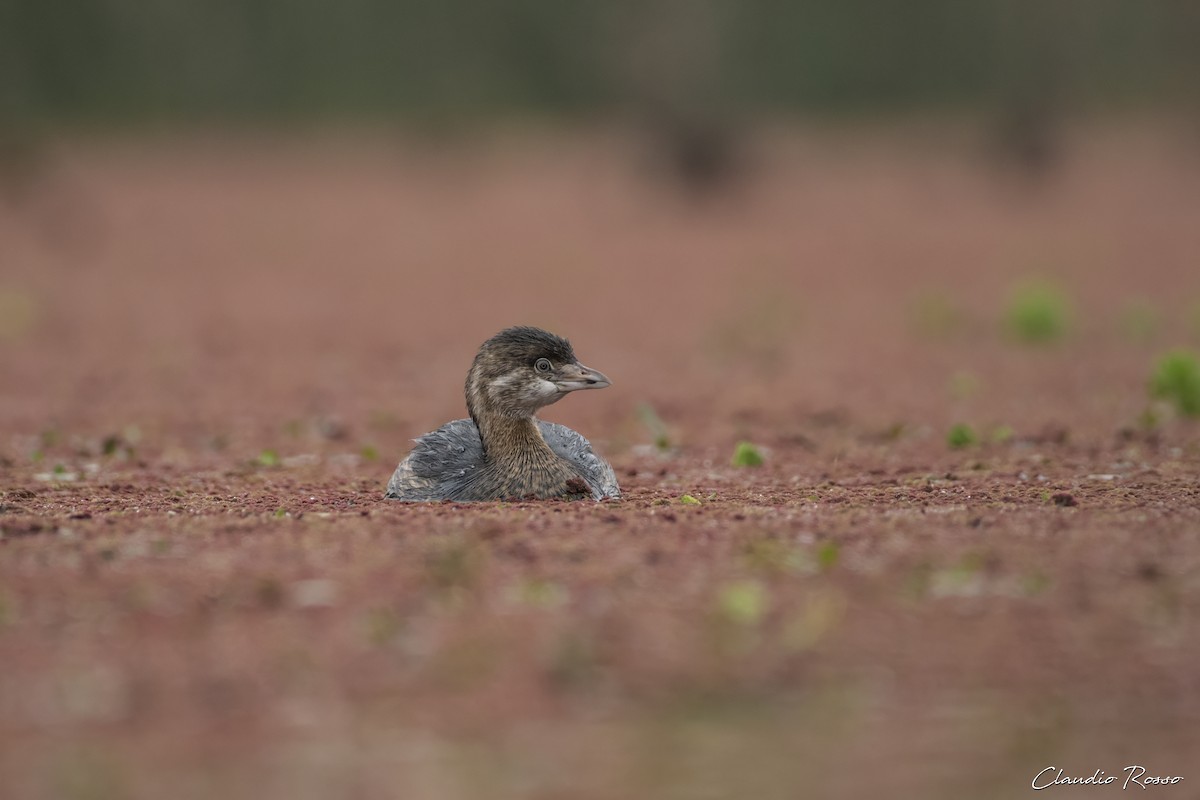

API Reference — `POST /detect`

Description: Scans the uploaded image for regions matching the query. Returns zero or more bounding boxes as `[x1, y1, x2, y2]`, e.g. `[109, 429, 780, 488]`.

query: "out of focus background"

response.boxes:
[3, 0, 1200, 443]
[2, 0, 1200, 438]
[2, 0, 1200, 443]
[3, 3, 1200, 800]
[4, 0, 1200, 122]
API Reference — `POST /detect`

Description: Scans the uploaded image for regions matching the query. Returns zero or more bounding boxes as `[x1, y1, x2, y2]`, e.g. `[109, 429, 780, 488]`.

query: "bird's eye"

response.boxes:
[535, 358, 552, 373]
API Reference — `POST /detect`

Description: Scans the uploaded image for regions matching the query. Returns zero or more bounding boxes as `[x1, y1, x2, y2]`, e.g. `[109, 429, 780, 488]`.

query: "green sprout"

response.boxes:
[510, 579, 568, 609]
[636, 403, 671, 451]
[101, 432, 135, 459]
[1137, 406, 1161, 431]
[947, 423, 978, 449]
[718, 580, 767, 626]
[816, 541, 840, 571]
[1005, 281, 1069, 344]
[257, 449, 281, 467]
[1149, 349, 1200, 417]
[990, 425, 1015, 444]
[731, 441, 764, 467]
[679, 494, 701, 505]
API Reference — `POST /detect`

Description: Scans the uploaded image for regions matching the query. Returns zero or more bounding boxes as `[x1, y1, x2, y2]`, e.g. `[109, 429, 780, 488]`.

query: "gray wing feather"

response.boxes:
[538, 421, 621, 501]
[385, 419, 484, 501]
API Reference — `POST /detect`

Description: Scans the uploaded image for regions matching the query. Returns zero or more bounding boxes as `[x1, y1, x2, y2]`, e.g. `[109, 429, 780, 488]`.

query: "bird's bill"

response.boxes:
[554, 362, 611, 392]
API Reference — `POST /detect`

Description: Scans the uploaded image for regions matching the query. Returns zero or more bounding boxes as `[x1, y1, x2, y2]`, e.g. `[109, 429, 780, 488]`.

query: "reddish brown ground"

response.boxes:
[2, 124, 1199, 799]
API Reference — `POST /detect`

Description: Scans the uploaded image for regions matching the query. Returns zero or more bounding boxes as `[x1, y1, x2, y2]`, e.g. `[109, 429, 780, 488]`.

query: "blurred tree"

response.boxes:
[0, 0, 1195, 126]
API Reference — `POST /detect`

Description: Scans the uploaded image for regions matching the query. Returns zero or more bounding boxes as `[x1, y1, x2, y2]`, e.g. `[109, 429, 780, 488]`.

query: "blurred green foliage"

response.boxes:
[0, 1, 1197, 124]
[1005, 282, 1070, 344]
[718, 580, 767, 627]
[1149, 349, 1200, 417]
[731, 441, 764, 468]
[636, 403, 671, 451]
[947, 423, 978, 448]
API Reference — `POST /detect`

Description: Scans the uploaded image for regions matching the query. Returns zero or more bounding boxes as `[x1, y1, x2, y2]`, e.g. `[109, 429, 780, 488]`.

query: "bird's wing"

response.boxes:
[385, 419, 484, 501]
[538, 420, 621, 500]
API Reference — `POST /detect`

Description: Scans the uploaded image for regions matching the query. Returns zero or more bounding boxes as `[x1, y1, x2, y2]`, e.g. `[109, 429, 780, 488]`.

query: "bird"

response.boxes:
[385, 326, 621, 502]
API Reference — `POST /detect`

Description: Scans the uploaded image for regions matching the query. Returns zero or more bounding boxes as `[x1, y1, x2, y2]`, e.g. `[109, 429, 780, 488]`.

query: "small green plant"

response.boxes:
[100, 432, 136, 459]
[1149, 349, 1200, 417]
[990, 424, 1015, 444]
[1005, 281, 1069, 344]
[636, 403, 671, 450]
[718, 580, 767, 626]
[679, 494, 701, 505]
[928, 556, 986, 598]
[947, 423, 978, 449]
[509, 579, 568, 609]
[731, 441, 764, 467]
[257, 449, 281, 467]
[816, 541, 840, 571]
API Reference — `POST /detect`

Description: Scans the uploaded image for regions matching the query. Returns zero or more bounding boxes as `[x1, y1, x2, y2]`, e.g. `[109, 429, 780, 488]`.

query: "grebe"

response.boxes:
[385, 327, 620, 502]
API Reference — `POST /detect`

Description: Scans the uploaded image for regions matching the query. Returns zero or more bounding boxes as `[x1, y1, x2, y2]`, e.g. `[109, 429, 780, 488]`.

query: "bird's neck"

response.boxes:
[474, 412, 555, 465]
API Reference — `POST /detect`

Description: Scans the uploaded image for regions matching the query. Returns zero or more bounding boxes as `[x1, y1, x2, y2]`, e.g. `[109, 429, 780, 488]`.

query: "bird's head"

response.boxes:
[466, 326, 611, 421]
